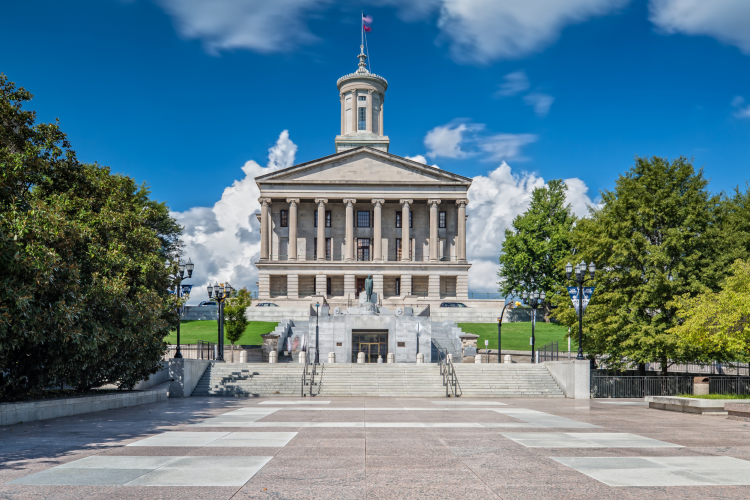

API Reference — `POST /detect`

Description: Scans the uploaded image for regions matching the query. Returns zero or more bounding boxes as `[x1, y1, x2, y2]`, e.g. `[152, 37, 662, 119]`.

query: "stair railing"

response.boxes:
[433, 340, 458, 397]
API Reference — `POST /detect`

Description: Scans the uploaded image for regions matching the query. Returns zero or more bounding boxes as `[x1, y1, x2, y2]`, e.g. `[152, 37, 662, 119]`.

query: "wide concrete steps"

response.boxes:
[452, 364, 564, 398]
[313, 365, 447, 397]
[193, 364, 304, 397]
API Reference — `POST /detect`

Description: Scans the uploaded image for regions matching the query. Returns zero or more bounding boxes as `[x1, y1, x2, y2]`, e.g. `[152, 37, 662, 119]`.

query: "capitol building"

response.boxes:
[254, 47, 472, 310]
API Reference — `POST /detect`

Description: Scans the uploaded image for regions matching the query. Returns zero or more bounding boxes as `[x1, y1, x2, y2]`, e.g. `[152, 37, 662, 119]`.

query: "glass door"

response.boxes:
[360, 343, 380, 363]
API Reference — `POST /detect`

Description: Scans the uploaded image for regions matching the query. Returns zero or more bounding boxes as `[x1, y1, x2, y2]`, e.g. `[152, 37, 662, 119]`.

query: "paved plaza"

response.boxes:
[2, 397, 750, 498]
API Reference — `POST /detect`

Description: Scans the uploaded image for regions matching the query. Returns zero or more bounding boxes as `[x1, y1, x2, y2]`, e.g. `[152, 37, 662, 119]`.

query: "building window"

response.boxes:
[357, 211, 370, 228]
[357, 238, 371, 261]
[325, 211, 331, 227]
[396, 238, 401, 260]
[396, 212, 401, 228]
[358, 107, 366, 130]
[439, 211, 446, 228]
[358, 95, 366, 101]
[395, 278, 401, 296]
[314, 211, 318, 227]
[314, 237, 317, 259]
[280, 210, 288, 227]
[409, 211, 412, 228]
[327, 277, 332, 295]
[326, 238, 331, 260]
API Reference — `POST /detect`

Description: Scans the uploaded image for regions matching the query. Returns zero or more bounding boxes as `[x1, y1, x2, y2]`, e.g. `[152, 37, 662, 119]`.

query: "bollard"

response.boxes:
[269, 351, 278, 364]
[328, 352, 336, 364]
[503, 354, 513, 364]
[475, 353, 483, 363]
[447, 353, 453, 364]
[416, 353, 424, 364]
[239, 351, 247, 363]
[299, 351, 306, 363]
[387, 352, 395, 363]
[357, 352, 365, 363]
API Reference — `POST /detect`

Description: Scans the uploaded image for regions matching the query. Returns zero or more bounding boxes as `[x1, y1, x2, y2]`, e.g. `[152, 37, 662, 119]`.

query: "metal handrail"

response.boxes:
[538, 341, 559, 362]
[434, 340, 458, 397]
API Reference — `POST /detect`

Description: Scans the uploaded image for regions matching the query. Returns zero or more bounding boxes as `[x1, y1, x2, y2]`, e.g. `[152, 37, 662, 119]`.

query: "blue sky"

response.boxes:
[4, 0, 750, 294]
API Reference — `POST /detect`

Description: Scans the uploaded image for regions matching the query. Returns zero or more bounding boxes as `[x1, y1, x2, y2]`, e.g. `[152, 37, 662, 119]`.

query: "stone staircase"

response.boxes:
[451, 364, 564, 398]
[311, 364, 449, 397]
[192, 363, 304, 397]
[430, 320, 464, 362]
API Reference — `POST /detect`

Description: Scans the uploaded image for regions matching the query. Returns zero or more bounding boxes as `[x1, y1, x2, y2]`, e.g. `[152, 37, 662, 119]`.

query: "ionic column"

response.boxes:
[351, 91, 358, 133]
[366, 90, 373, 133]
[428, 199, 441, 262]
[259, 198, 271, 261]
[344, 198, 357, 262]
[372, 199, 384, 261]
[287, 198, 299, 261]
[340, 93, 345, 135]
[400, 199, 412, 262]
[456, 199, 468, 262]
[316, 198, 327, 261]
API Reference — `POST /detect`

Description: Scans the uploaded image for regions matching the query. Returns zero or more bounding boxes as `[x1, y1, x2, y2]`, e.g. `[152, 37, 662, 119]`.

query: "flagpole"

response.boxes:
[361, 10, 363, 47]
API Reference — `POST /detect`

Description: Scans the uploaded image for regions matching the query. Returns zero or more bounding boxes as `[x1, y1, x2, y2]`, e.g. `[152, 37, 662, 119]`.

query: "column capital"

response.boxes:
[455, 198, 469, 208]
[315, 198, 328, 205]
[259, 197, 271, 206]
[286, 198, 300, 206]
[367, 89, 375, 94]
[400, 198, 413, 206]
[428, 198, 442, 207]
[371, 198, 385, 206]
[343, 198, 357, 206]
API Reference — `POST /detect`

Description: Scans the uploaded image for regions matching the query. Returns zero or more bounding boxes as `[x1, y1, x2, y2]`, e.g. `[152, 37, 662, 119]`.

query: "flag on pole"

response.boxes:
[363, 14, 373, 24]
[363, 25, 372, 32]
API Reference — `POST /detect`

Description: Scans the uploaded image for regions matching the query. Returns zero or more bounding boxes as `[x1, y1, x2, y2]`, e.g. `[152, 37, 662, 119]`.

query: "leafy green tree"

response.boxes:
[670, 259, 750, 363]
[552, 156, 720, 373]
[0, 74, 182, 400]
[498, 179, 577, 321]
[224, 287, 252, 362]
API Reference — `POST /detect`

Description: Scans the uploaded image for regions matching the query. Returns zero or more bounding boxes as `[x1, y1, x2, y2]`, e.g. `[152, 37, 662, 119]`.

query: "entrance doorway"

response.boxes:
[352, 331, 388, 363]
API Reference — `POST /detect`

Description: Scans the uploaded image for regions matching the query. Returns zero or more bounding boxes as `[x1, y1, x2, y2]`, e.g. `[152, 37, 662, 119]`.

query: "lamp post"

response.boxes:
[207, 281, 233, 362]
[169, 258, 194, 359]
[565, 260, 596, 361]
[522, 289, 546, 364]
[315, 302, 320, 365]
[497, 290, 516, 363]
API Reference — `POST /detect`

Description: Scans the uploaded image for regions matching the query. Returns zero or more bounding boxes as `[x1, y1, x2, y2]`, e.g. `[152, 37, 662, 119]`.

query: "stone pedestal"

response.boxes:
[447, 353, 453, 363]
[328, 352, 336, 364]
[261, 333, 280, 363]
[503, 354, 513, 364]
[239, 351, 247, 363]
[475, 354, 483, 363]
[460, 333, 479, 363]
[377, 355, 383, 363]
[387, 353, 395, 363]
[299, 352, 305, 363]
[268, 351, 278, 363]
[358, 352, 365, 363]
[416, 353, 424, 364]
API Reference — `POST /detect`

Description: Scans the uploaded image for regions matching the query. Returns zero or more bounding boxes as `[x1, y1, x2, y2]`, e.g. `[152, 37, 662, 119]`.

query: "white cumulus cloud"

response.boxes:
[523, 93, 555, 116]
[649, 0, 750, 54]
[425, 121, 537, 161]
[495, 70, 530, 97]
[406, 154, 440, 169]
[173, 131, 297, 303]
[478, 133, 538, 161]
[424, 122, 482, 159]
[466, 162, 593, 292]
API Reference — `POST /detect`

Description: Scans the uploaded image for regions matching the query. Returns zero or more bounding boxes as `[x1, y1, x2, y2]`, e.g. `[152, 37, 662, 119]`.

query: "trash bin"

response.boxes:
[694, 377, 709, 396]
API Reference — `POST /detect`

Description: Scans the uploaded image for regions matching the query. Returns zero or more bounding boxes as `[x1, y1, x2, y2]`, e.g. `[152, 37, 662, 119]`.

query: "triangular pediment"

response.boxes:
[255, 147, 471, 185]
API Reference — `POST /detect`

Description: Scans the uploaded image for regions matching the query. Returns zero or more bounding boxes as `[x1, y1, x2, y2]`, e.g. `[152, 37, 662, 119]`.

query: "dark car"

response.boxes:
[255, 302, 279, 307]
[198, 301, 218, 307]
[440, 302, 468, 308]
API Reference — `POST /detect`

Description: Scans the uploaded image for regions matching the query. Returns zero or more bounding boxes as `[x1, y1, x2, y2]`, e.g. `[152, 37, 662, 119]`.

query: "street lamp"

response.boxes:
[566, 260, 595, 360]
[522, 289, 546, 363]
[208, 280, 233, 362]
[169, 258, 195, 358]
[497, 290, 516, 363]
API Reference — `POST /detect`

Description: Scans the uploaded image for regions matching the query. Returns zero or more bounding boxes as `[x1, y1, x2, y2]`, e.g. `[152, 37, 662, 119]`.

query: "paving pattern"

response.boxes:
[2, 395, 750, 498]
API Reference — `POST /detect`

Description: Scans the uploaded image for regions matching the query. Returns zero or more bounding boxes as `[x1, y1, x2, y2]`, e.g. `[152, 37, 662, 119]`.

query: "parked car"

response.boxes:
[440, 302, 468, 308]
[198, 301, 218, 307]
[255, 302, 279, 307]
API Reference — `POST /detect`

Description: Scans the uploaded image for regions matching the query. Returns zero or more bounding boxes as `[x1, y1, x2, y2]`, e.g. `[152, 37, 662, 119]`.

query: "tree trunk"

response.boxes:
[638, 363, 646, 377]
[543, 303, 552, 323]
[231, 343, 234, 363]
[661, 356, 668, 376]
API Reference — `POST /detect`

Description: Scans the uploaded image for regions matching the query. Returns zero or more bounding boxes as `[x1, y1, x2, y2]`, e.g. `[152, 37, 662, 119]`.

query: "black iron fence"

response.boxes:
[590, 375, 693, 398]
[164, 341, 217, 360]
[710, 377, 750, 395]
[538, 341, 559, 362]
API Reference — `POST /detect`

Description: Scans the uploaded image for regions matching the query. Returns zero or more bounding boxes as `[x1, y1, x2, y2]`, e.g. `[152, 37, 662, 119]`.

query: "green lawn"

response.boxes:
[165, 321, 278, 345]
[457, 322, 576, 352]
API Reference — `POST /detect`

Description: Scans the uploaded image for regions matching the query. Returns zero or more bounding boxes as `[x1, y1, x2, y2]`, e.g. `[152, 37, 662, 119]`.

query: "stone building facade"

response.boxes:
[254, 47, 472, 307]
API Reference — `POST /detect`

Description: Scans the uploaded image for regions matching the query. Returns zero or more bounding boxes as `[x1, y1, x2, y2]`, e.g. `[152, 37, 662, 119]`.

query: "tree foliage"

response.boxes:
[552, 157, 722, 373]
[0, 74, 182, 400]
[498, 179, 577, 320]
[670, 259, 750, 363]
[224, 287, 252, 362]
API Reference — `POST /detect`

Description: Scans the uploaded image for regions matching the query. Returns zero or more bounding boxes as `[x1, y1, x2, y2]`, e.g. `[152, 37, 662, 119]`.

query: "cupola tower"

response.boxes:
[335, 46, 389, 153]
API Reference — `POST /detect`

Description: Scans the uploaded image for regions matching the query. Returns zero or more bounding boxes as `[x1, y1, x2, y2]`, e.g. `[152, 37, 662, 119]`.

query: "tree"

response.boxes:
[670, 259, 750, 364]
[0, 74, 182, 400]
[224, 287, 252, 362]
[552, 156, 720, 373]
[498, 179, 577, 321]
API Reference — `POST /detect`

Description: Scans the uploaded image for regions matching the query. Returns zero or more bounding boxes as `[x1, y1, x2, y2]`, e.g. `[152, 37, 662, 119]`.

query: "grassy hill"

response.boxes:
[457, 322, 576, 352]
[165, 321, 278, 345]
